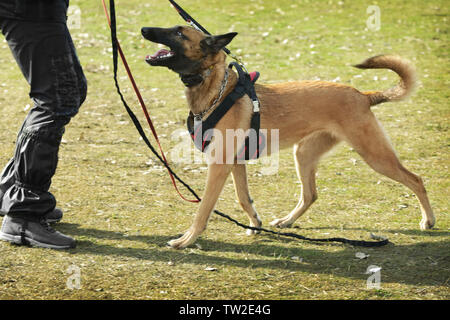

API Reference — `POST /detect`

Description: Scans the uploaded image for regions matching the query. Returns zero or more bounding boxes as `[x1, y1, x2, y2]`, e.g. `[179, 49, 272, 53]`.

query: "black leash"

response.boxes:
[106, 0, 389, 247]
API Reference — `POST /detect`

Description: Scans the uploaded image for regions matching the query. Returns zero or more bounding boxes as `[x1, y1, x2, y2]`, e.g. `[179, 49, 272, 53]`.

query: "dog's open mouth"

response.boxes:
[145, 48, 176, 65]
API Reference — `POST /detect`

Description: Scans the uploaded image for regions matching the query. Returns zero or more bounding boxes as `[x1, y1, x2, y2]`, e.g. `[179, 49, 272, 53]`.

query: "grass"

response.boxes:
[0, 0, 448, 300]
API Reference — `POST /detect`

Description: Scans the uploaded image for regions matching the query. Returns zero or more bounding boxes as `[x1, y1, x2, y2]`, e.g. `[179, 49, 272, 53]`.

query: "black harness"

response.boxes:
[187, 62, 265, 161]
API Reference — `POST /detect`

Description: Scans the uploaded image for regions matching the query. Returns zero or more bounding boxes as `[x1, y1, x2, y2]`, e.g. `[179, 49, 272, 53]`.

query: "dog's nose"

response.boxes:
[141, 27, 159, 41]
[141, 27, 150, 37]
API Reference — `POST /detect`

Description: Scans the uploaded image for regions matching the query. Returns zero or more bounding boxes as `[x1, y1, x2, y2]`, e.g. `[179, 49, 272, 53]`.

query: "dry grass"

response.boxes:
[0, 0, 448, 300]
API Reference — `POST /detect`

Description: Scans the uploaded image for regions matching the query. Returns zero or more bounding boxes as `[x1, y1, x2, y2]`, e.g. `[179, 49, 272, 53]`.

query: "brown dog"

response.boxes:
[141, 25, 435, 249]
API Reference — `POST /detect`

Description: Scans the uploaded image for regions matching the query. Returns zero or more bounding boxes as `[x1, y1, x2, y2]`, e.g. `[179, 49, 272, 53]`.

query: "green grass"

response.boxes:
[0, 0, 448, 300]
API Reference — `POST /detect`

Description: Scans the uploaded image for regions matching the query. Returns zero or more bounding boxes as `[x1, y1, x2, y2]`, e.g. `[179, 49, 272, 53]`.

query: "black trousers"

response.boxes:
[0, 19, 87, 218]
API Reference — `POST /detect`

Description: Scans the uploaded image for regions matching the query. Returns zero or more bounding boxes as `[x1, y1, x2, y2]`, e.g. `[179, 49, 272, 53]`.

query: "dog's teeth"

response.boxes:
[148, 49, 174, 61]
[157, 52, 174, 59]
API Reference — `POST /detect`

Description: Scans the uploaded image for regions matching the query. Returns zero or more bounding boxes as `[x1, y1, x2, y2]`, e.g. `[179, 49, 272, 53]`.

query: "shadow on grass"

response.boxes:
[298, 225, 450, 237]
[60, 223, 450, 288]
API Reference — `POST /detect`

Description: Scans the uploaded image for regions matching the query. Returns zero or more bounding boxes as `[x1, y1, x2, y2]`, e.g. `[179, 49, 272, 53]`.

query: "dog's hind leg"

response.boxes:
[168, 163, 234, 249]
[343, 115, 435, 230]
[271, 132, 339, 228]
[231, 164, 262, 235]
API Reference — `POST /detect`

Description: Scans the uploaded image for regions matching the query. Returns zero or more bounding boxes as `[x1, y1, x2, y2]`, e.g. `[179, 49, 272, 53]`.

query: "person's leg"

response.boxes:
[0, 19, 86, 248]
[0, 159, 14, 206]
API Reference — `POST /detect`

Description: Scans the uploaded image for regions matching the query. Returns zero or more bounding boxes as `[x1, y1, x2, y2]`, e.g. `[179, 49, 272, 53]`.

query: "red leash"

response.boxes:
[101, 0, 200, 203]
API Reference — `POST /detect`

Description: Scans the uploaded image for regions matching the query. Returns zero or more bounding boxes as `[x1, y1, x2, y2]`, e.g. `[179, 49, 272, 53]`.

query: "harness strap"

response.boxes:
[188, 64, 246, 152]
[229, 62, 263, 160]
[202, 77, 246, 128]
[188, 62, 264, 160]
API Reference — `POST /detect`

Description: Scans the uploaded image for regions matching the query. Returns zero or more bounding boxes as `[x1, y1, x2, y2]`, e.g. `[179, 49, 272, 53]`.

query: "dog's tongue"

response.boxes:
[147, 49, 171, 60]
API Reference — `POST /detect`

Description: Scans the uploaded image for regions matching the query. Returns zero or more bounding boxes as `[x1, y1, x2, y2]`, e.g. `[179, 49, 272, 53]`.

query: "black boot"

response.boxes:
[0, 215, 75, 249]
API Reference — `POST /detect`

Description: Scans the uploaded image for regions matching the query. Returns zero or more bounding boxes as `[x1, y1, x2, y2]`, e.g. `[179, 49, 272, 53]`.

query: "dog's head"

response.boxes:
[141, 25, 237, 76]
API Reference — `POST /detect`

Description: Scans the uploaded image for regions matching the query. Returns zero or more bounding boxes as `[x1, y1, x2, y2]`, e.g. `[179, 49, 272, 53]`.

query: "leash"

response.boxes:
[102, 0, 199, 203]
[102, 0, 389, 247]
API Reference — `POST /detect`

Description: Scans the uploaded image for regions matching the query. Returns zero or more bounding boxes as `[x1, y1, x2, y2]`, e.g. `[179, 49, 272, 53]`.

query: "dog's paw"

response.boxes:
[246, 225, 262, 236]
[246, 228, 260, 236]
[167, 229, 199, 249]
[420, 218, 435, 230]
[246, 219, 262, 236]
[270, 217, 293, 229]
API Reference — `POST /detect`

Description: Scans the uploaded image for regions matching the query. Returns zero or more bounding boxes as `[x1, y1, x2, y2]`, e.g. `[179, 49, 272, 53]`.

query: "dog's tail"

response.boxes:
[354, 55, 417, 106]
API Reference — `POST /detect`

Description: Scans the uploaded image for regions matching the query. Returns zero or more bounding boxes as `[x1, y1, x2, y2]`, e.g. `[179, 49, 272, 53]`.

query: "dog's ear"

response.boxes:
[200, 32, 238, 54]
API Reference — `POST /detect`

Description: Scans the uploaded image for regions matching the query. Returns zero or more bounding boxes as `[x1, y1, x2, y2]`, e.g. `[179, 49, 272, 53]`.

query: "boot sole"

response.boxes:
[0, 231, 76, 249]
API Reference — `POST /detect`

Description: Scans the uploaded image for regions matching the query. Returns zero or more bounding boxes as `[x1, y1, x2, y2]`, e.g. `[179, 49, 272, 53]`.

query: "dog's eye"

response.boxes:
[177, 31, 183, 37]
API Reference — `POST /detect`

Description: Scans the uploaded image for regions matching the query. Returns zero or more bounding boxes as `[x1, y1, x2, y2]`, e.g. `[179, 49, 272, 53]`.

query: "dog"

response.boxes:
[141, 25, 435, 249]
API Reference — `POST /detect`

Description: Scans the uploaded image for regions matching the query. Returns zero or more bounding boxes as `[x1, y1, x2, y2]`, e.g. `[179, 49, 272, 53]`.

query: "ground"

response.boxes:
[0, 0, 448, 300]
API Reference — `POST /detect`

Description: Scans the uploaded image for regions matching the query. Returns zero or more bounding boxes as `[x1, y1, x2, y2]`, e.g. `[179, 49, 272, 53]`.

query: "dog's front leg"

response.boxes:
[231, 164, 262, 235]
[168, 163, 233, 249]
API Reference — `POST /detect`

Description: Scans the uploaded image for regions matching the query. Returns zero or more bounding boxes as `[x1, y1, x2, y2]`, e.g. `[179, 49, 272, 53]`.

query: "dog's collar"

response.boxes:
[192, 68, 229, 121]
[180, 66, 214, 87]
[180, 73, 203, 87]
